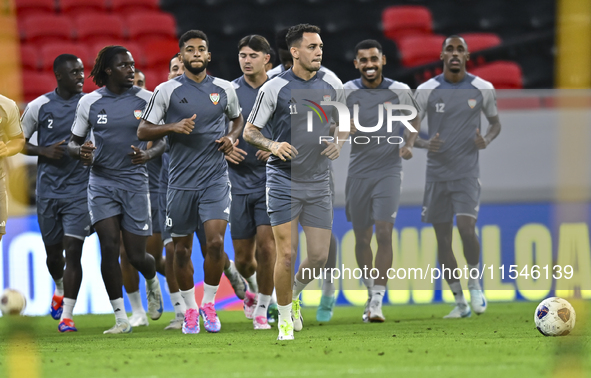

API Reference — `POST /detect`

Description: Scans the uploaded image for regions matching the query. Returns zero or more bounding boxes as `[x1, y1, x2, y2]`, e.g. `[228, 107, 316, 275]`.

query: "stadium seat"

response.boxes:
[142, 39, 179, 69]
[83, 78, 100, 93]
[40, 43, 92, 72]
[75, 14, 125, 45]
[127, 13, 177, 44]
[110, 0, 159, 14]
[460, 33, 502, 52]
[397, 35, 445, 67]
[15, 0, 55, 18]
[20, 44, 38, 71]
[22, 71, 56, 102]
[142, 69, 167, 91]
[23, 15, 74, 44]
[471, 61, 523, 89]
[382, 6, 432, 43]
[60, 0, 108, 18]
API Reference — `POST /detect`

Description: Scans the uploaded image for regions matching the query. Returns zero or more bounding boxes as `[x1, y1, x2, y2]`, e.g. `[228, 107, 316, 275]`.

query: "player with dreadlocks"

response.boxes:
[68, 46, 166, 334]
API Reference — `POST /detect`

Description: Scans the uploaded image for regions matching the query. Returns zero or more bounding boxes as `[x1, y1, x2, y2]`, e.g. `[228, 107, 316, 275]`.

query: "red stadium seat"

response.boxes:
[75, 14, 124, 44]
[110, 0, 159, 14]
[397, 35, 445, 67]
[20, 44, 38, 71]
[141, 69, 167, 91]
[471, 61, 523, 89]
[40, 43, 92, 72]
[460, 33, 502, 52]
[15, 0, 55, 18]
[382, 6, 432, 43]
[22, 71, 55, 102]
[23, 15, 74, 44]
[127, 13, 177, 44]
[142, 39, 179, 69]
[89, 42, 144, 67]
[60, 0, 108, 18]
[83, 78, 100, 93]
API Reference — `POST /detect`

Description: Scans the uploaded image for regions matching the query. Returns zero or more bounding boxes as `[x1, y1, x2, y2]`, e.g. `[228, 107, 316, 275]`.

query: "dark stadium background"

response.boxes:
[16, 0, 555, 105]
[162, 0, 554, 88]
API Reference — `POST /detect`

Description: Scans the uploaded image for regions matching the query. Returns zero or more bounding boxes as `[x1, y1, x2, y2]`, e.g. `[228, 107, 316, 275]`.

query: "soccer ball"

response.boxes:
[534, 297, 576, 336]
[0, 288, 27, 316]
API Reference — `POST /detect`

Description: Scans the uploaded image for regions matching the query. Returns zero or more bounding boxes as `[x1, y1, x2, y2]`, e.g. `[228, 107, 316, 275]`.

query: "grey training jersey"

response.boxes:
[71, 86, 151, 192]
[247, 69, 345, 187]
[414, 73, 497, 182]
[143, 74, 241, 191]
[229, 75, 271, 195]
[344, 77, 418, 179]
[22, 90, 89, 199]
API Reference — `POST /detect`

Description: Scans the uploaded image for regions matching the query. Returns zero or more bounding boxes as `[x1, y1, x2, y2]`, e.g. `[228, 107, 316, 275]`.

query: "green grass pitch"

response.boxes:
[1, 302, 589, 378]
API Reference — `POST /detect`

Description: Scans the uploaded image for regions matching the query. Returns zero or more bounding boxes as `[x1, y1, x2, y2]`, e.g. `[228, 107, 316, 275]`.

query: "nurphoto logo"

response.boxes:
[308, 100, 418, 145]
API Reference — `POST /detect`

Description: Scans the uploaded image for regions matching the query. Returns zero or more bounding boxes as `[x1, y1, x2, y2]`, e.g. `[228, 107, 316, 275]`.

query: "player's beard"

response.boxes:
[184, 60, 208, 75]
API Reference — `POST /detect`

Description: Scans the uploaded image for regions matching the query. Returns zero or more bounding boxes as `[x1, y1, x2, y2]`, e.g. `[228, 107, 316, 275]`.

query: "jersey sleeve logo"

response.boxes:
[209, 93, 220, 105]
[134, 110, 142, 119]
[468, 99, 477, 109]
[323, 95, 331, 102]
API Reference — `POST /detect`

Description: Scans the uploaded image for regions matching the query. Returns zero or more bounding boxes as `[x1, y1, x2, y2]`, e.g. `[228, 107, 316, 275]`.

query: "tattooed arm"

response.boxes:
[243, 122, 297, 162]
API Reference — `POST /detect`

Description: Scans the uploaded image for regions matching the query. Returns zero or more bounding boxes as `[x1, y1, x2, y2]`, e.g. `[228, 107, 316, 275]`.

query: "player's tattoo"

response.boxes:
[243, 124, 275, 152]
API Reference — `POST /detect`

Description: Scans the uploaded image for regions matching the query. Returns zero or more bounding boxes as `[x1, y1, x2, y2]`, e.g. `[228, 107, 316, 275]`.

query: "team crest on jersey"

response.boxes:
[134, 110, 142, 119]
[209, 93, 220, 105]
[468, 99, 477, 109]
[323, 95, 331, 102]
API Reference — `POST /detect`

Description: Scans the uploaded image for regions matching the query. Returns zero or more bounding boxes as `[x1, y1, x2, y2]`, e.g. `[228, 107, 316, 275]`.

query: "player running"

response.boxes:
[343, 40, 420, 322]
[21, 54, 91, 332]
[244, 24, 347, 340]
[138, 30, 243, 334]
[68, 46, 165, 334]
[158, 53, 246, 330]
[228, 35, 276, 330]
[267, 28, 337, 79]
[414, 35, 501, 318]
[0, 95, 25, 240]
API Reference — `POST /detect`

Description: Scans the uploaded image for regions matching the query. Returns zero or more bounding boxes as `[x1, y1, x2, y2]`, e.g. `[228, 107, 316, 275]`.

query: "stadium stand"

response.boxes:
[22, 71, 55, 102]
[15, 0, 554, 97]
[460, 33, 502, 52]
[15, 0, 54, 18]
[22, 15, 73, 44]
[127, 13, 177, 44]
[471, 61, 523, 89]
[60, 0, 108, 18]
[382, 5, 433, 43]
[16, 0, 180, 92]
[397, 35, 445, 68]
[75, 14, 126, 45]
[110, 0, 160, 14]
